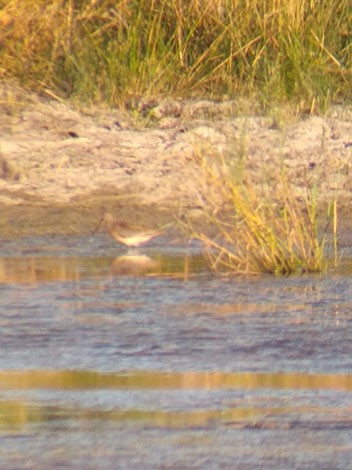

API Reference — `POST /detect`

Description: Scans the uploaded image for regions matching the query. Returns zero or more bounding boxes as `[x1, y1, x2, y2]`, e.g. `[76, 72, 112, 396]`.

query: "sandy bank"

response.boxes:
[0, 83, 351, 238]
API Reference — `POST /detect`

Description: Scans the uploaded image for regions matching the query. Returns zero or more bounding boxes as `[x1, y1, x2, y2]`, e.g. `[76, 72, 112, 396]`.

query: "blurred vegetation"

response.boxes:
[0, 0, 350, 110]
[182, 150, 337, 275]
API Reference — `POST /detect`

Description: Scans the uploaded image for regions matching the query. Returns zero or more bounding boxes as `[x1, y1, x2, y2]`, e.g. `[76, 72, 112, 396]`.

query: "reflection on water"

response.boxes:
[0, 369, 352, 469]
[1, 369, 352, 392]
[0, 253, 207, 283]
[111, 254, 161, 276]
[0, 237, 352, 468]
[0, 369, 351, 433]
[0, 256, 83, 284]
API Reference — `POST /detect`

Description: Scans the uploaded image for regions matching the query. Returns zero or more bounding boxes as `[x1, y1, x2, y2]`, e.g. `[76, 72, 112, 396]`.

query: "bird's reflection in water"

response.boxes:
[110, 254, 161, 276]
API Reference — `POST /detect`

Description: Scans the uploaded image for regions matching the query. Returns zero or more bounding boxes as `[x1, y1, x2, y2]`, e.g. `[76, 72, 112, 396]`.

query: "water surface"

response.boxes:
[0, 234, 351, 469]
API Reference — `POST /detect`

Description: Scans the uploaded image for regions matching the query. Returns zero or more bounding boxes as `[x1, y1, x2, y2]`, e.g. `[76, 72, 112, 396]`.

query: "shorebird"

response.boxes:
[96, 212, 165, 248]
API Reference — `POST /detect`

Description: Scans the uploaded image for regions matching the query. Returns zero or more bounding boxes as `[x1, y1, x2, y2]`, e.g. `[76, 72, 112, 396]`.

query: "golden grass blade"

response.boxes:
[184, 147, 337, 275]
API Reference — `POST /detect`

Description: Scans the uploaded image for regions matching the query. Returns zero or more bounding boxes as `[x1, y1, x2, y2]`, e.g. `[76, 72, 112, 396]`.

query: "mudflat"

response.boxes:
[0, 82, 351, 237]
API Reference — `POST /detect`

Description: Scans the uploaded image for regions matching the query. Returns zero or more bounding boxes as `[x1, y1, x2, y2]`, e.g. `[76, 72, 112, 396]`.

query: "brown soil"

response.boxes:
[1, 82, 352, 239]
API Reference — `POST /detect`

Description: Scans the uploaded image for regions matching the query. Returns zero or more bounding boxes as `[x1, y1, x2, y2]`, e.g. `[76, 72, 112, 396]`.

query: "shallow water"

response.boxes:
[0, 234, 352, 469]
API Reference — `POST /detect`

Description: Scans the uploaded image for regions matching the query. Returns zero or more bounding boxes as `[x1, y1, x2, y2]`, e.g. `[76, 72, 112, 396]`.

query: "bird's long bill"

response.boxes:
[92, 216, 104, 234]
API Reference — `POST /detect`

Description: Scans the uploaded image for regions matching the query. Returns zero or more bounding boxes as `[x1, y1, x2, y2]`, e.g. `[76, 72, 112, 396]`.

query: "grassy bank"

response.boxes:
[0, 0, 350, 111]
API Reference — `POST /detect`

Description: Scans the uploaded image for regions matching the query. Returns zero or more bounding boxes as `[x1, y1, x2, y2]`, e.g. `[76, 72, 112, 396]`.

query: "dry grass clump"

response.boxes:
[185, 152, 337, 275]
[0, 0, 350, 109]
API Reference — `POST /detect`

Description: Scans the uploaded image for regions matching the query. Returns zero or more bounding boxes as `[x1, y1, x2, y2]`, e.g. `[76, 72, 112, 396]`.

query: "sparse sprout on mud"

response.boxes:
[183, 151, 337, 275]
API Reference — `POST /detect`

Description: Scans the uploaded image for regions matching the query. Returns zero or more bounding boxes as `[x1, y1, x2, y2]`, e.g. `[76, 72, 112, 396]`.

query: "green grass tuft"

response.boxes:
[183, 150, 337, 275]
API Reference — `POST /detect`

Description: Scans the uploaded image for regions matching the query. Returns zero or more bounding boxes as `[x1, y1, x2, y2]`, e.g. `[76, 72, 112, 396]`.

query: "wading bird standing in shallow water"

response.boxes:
[95, 212, 165, 248]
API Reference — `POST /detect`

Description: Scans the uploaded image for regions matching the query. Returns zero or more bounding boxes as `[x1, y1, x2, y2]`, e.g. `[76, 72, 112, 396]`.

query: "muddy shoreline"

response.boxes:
[1, 83, 352, 238]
